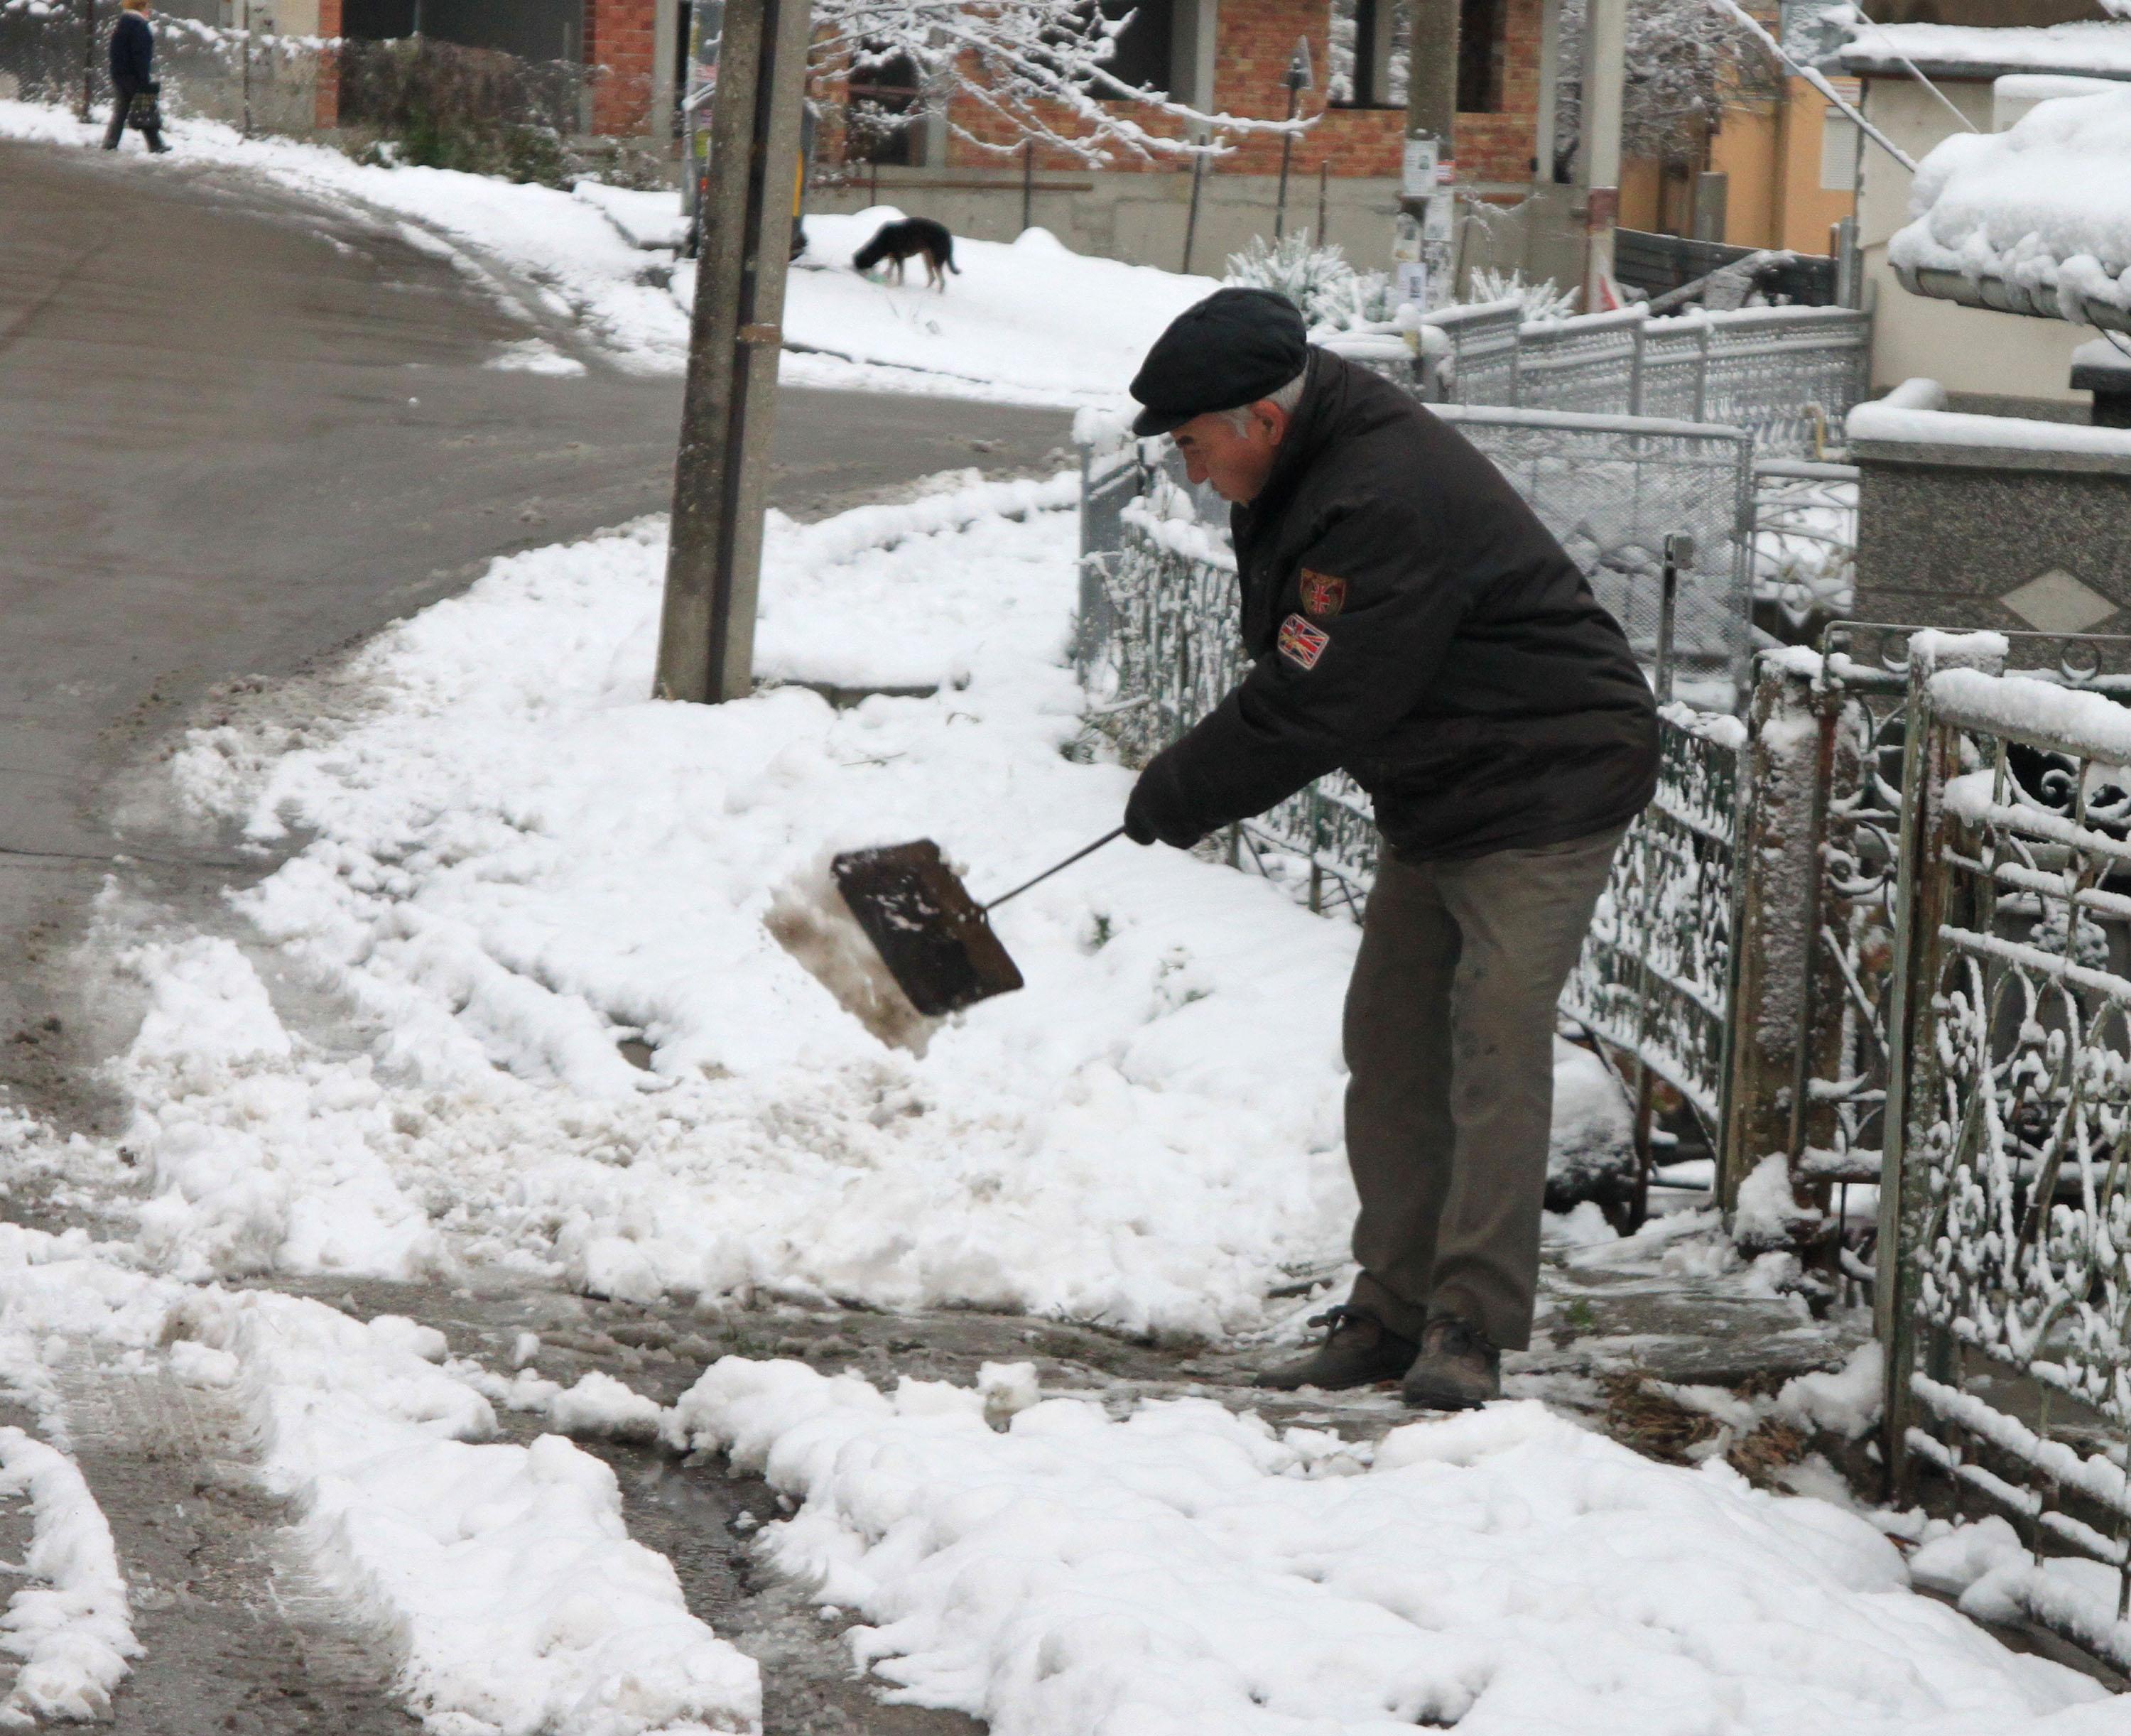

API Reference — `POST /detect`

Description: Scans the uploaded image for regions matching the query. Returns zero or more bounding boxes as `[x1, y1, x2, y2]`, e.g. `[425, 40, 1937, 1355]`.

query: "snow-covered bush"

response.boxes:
[1467, 268, 1580, 323]
[1222, 236, 1393, 334]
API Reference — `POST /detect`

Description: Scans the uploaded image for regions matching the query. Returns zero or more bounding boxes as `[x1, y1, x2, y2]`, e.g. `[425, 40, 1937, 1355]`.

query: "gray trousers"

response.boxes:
[1343, 824, 1626, 1352]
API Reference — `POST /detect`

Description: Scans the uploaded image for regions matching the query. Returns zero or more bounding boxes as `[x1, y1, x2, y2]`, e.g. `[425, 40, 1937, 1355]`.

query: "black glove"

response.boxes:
[1124, 754, 1207, 850]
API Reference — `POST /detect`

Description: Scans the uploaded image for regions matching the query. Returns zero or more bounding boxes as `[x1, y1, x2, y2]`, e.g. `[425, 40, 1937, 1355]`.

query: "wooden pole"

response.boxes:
[653, 0, 812, 705]
[1316, 158, 1328, 245]
[1021, 137, 1034, 234]
[1400, 0, 1459, 308]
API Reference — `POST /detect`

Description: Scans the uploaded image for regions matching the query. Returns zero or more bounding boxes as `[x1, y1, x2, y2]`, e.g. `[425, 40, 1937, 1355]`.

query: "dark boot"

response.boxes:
[1255, 1306, 1417, 1391]
[1401, 1315, 1501, 1410]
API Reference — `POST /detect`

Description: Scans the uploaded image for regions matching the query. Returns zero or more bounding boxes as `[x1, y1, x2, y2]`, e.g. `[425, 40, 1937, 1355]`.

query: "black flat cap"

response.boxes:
[1129, 287, 1308, 438]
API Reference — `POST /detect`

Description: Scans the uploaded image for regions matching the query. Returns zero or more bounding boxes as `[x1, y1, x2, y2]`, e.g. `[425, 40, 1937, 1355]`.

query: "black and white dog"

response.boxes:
[852, 217, 961, 290]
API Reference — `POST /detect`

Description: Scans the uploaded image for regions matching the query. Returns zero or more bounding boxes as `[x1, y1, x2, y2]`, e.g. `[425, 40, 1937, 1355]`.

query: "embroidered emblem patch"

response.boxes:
[1277, 612, 1331, 671]
[1300, 569, 1348, 618]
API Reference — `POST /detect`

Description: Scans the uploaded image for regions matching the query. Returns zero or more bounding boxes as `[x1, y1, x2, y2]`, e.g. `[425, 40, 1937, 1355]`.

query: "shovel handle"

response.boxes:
[982, 827, 1127, 913]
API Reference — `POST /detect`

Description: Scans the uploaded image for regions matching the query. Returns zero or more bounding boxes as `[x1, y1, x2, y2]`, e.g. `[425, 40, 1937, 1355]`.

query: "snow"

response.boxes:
[0, 1214, 759, 1735]
[666, 1355, 2114, 1735]
[181, 1288, 762, 1734]
[1837, 21, 2131, 79]
[0, 102, 1204, 408]
[0, 1429, 139, 1726]
[1931, 667, 2131, 764]
[137, 479, 1633, 1339]
[1889, 84, 2131, 325]
[1848, 399, 2131, 458]
[782, 210, 1217, 405]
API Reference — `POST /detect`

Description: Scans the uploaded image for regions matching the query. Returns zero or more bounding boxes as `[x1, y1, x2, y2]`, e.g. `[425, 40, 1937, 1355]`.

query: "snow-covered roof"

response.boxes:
[1834, 21, 2131, 82]
[1890, 84, 2131, 332]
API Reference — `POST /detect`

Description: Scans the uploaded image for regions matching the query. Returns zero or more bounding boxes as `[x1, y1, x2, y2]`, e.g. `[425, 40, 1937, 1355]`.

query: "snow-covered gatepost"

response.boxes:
[1718, 653, 1831, 1238]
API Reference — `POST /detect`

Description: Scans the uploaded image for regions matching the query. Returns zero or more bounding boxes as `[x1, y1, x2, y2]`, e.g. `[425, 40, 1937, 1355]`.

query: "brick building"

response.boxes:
[808, 0, 1561, 278]
[296, 0, 1574, 286]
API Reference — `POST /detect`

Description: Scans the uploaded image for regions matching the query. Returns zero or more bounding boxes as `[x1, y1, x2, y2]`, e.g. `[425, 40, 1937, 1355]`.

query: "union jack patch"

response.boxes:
[1300, 569, 1348, 618]
[1276, 612, 1331, 671]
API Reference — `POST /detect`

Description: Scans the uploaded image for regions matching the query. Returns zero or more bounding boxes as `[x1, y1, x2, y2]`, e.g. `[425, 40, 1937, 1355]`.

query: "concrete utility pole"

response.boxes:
[654, 0, 811, 705]
[1396, 0, 1458, 309]
[1579, 0, 1627, 309]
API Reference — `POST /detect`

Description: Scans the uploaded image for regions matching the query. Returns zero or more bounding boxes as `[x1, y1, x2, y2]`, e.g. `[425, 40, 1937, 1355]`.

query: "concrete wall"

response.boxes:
[1854, 425, 2131, 633]
[806, 172, 1583, 300]
[1858, 78, 2091, 404]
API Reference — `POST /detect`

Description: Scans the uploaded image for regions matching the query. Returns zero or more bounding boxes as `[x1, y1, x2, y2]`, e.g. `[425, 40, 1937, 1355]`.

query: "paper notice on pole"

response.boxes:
[1400, 137, 1438, 199]
[1395, 261, 1428, 310]
[1423, 193, 1454, 243]
[1391, 210, 1421, 266]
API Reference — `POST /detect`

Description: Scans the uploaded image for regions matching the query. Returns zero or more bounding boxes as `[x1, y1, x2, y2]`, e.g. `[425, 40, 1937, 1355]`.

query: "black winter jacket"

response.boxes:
[110, 12, 153, 89]
[1132, 349, 1659, 862]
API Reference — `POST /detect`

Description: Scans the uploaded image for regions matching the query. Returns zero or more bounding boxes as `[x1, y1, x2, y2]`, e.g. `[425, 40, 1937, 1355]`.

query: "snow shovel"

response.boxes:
[831, 828, 1125, 1017]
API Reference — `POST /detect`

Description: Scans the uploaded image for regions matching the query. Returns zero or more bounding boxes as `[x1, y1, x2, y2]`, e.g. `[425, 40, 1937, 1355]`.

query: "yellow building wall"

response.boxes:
[1706, 77, 1858, 255]
[1620, 158, 1665, 234]
[1710, 105, 1778, 245]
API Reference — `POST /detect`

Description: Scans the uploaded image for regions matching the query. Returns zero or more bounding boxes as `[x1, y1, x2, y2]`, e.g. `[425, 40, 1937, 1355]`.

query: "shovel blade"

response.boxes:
[830, 839, 1025, 1017]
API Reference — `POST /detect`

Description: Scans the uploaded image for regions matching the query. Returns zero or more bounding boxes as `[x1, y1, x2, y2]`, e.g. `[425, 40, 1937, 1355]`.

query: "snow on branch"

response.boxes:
[1551, 0, 1784, 173]
[813, 0, 1306, 163]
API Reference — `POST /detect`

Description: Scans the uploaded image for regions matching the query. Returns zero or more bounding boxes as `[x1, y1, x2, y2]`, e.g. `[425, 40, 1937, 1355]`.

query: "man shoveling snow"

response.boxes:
[1119, 288, 1660, 1408]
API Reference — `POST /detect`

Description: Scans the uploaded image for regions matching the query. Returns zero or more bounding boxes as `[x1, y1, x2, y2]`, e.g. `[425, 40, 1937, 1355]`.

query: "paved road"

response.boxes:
[0, 137, 1072, 1120]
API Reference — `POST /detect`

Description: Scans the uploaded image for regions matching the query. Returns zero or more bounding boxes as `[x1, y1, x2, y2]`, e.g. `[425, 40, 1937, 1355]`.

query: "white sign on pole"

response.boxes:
[1423, 192, 1454, 243]
[1400, 136, 1438, 200]
[1394, 261, 1428, 310]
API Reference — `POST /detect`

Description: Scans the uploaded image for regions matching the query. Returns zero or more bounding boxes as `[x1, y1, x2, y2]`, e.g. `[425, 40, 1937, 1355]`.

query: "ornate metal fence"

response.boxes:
[1877, 639, 2131, 1666]
[1427, 303, 1870, 460]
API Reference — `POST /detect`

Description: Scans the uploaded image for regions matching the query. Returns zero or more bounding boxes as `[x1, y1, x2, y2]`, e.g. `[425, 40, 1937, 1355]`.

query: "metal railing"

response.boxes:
[1427, 301, 1871, 460]
[1877, 636, 2131, 1666]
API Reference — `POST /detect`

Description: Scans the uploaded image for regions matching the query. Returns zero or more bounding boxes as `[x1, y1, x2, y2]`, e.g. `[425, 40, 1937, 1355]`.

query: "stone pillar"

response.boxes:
[1852, 406, 2131, 637]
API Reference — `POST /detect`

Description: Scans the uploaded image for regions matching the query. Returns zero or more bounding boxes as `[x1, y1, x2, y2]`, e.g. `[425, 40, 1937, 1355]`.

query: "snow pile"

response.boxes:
[0, 101, 1203, 405]
[143, 479, 1627, 1335]
[1890, 81, 2131, 322]
[785, 210, 1214, 403]
[667, 1356, 2114, 1735]
[0, 1429, 139, 1725]
[1912, 1514, 2131, 1675]
[178, 1291, 761, 1735]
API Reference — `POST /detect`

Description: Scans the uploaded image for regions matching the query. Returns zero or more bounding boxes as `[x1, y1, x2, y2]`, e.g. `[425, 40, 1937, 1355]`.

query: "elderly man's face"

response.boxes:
[1170, 401, 1289, 504]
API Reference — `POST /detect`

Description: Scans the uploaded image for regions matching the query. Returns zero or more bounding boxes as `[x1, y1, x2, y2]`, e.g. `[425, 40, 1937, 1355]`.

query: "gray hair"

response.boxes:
[1217, 367, 1308, 435]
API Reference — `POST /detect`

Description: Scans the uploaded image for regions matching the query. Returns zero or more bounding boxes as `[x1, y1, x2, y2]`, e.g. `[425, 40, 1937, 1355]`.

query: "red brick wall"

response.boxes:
[586, 0, 656, 135]
[933, 0, 1541, 185]
[315, 0, 340, 128]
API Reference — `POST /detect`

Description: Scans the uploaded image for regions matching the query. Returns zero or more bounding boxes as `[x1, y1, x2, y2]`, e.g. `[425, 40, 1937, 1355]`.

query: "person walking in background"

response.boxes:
[103, 0, 168, 156]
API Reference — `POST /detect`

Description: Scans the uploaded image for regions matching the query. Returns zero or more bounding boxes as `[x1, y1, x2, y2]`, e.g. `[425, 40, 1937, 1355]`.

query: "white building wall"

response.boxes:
[1859, 78, 2093, 408]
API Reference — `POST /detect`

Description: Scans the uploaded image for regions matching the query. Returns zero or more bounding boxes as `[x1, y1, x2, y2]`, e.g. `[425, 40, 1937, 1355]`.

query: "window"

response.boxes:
[1457, 0, 1503, 114]
[847, 50, 922, 166]
[1327, 0, 1407, 109]
[1098, 0, 1175, 93]
[1819, 109, 1859, 191]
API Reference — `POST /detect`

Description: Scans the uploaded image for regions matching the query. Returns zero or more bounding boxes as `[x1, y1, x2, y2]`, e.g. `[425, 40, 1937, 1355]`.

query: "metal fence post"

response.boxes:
[1875, 632, 2002, 1496]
